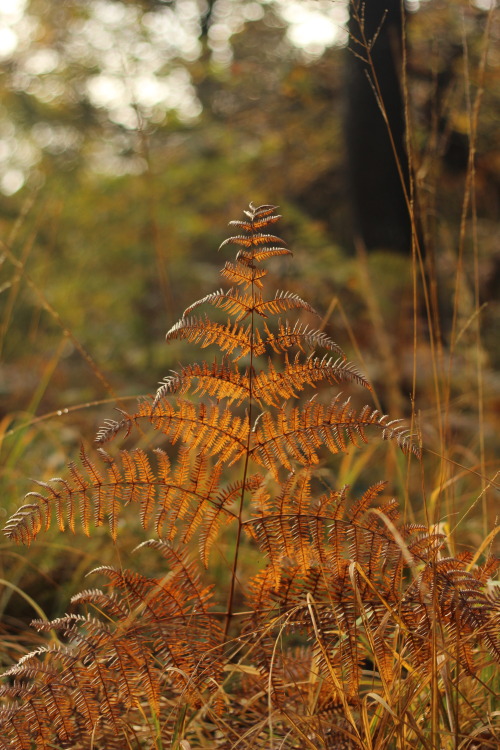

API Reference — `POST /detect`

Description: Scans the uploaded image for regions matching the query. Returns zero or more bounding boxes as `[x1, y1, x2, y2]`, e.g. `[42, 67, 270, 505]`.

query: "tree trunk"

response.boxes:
[345, 0, 412, 253]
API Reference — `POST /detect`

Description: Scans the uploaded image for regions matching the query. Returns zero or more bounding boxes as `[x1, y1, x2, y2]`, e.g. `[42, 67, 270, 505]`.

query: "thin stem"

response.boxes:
[223, 257, 256, 641]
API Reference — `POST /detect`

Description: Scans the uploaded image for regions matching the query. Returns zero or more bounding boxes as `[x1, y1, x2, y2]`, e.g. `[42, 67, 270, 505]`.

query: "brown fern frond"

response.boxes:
[96, 398, 249, 465]
[475, 555, 499, 584]
[246, 479, 398, 593]
[255, 289, 318, 317]
[0, 547, 224, 748]
[244, 202, 278, 219]
[406, 530, 446, 562]
[423, 559, 500, 666]
[88, 565, 191, 621]
[220, 206, 287, 262]
[198, 474, 263, 566]
[242, 478, 500, 710]
[183, 287, 317, 323]
[155, 360, 250, 405]
[165, 315, 264, 360]
[4, 445, 241, 545]
[7, 202, 494, 749]
[2, 620, 132, 743]
[219, 232, 286, 249]
[135, 540, 219, 624]
[263, 319, 346, 358]
[261, 476, 322, 573]
[229, 211, 281, 231]
[71, 588, 129, 620]
[252, 353, 371, 406]
[349, 481, 388, 523]
[250, 396, 417, 477]
[221, 260, 266, 288]
[153, 449, 225, 539]
[149, 398, 249, 462]
[245, 560, 363, 700]
[235, 245, 292, 265]
[182, 287, 253, 320]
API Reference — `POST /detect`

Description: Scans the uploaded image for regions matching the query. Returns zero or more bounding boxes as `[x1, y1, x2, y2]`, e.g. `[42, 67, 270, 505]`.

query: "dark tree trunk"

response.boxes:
[345, 0, 412, 253]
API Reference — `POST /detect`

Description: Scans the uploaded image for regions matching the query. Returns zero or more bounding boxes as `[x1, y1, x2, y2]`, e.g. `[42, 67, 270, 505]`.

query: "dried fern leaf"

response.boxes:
[146, 399, 249, 463]
[229, 213, 281, 231]
[246, 479, 398, 584]
[165, 315, 264, 360]
[4, 446, 239, 545]
[95, 399, 249, 467]
[155, 360, 250, 406]
[255, 290, 318, 317]
[219, 232, 286, 249]
[245, 472, 322, 575]
[72, 588, 130, 620]
[245, 202, 278, 218]
[3, 501, 47, 546]
[3, 201, 462, 747]
[135, 540, 219, 621]
[349, 481, 388, 523]
[220, 260, 267, 288]
[252, 353, 371, 406]
[236, 246, 292, 265]
[420, 559, 500, 665]
[263, 319, 345, 358]
[242, 479, 500, 704]
[154, 450, 226, 540]
[245, 561, 362, 700]
[198, 473, 263, 566]
[0, 550, 224, 749]
[251, 396, 418, 477]
[183, 288, 258, 321]
[2, 618, 132, 742]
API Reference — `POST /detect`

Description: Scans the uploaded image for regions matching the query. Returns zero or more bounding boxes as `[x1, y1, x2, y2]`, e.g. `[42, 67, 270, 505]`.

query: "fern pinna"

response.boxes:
[2, 204, 499, 749]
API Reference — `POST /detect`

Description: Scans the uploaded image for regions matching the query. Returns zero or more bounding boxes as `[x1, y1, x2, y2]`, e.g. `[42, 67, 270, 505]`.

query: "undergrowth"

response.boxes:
[0, 203, 498, 749]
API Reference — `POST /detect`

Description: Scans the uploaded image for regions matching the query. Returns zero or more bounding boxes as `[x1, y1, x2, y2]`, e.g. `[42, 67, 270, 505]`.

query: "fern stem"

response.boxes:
[223, 277, 256, 640]
[223, 438, 250, 640]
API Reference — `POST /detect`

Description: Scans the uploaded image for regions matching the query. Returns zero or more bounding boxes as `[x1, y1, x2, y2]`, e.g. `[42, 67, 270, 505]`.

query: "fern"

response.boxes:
[2, 203, 498, 749]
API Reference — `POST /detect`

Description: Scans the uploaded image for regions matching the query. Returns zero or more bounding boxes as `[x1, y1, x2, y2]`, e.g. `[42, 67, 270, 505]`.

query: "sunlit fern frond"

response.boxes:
[262, 319, 346, 358]
[182, 287, 253, 320]
[96, 398, 249, 464]
[244, 202, 278, 218]
[3, 444, 245, 545]
[2, 203, 447, 748]
[244, 471, 324, 574]
[250, 396, 418, 478]
[197, 473, 263, 567]
[229, 209, 281, 231]
[243, 481, 499, 705]
[416, 556, 500, 668]
[235, 245, 292, 265]
[155, 355, 371, 411]
[254, 289, 318, 318]
[246, 479, 401, 587]
[252, 353, 371, 406]
[220, 204, 288, 256]
[182, 287, 317, 323]
[219, 232, 286, 249]
[165, 315, 265, 360]
[221, 260, 266, 288]
[155, 359, 250, 405]
[0, 547, 223, 748]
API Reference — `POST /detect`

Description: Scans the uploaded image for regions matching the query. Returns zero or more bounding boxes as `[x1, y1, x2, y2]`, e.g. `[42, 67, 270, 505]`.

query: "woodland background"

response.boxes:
[0, 0, 499, 641]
